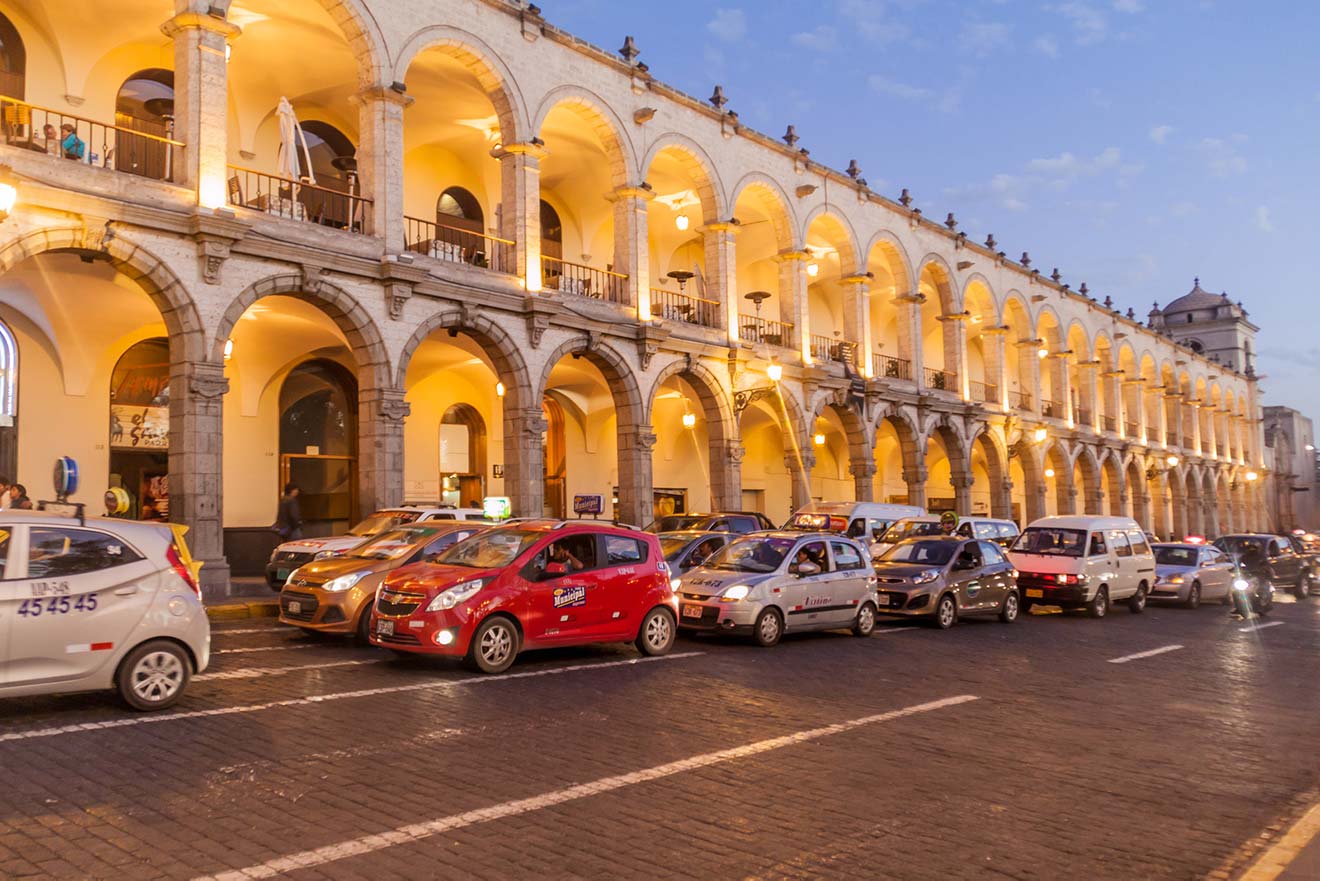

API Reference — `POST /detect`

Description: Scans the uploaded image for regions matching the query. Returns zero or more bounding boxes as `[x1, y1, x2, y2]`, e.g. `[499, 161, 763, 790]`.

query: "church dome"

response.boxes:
[1163, 278, 1227, 313]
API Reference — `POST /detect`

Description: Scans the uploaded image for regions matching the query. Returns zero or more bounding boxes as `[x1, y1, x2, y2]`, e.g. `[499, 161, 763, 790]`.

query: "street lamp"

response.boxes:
[223, 338, 234, 362]
[0, 166, 18, 222]
[1032, 427, 1048, 444]
[682, 412, 696, 429]
[767, 363, 783, 382]
[495, 381, 505, 398]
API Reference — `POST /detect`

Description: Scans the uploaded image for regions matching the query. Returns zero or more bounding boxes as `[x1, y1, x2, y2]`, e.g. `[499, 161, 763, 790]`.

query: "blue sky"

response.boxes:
[542, 0, 1320, 417]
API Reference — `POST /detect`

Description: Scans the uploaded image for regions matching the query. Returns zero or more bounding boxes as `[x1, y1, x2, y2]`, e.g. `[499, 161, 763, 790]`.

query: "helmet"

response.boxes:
[939, 511, 958, 526]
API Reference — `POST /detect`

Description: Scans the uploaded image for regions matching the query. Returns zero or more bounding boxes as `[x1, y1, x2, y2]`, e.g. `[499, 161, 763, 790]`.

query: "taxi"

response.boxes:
[0, 510, 210, 711]
[673, 531, 878, 646]
[368, 520, 677, 673]
[279, 521, 487, 642]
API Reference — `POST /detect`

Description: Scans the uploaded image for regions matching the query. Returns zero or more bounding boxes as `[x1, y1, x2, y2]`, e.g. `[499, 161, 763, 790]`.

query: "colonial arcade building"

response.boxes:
[0, 0, 1266, 596]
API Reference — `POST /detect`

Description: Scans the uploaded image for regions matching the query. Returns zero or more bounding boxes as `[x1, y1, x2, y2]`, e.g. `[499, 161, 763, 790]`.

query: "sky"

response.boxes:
[539, 0, 1320, 417]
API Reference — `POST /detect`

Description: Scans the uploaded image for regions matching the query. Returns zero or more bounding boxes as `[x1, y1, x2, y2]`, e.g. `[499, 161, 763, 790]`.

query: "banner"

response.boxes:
[110, 405, 168, 450]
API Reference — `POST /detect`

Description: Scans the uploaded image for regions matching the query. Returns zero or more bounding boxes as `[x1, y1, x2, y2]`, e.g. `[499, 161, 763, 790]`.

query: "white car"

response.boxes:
[0, 511, 210, 710]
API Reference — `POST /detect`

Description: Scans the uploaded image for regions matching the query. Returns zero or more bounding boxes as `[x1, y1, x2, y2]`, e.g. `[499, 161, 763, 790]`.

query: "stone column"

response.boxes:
[1190, 402, 1203, 455]
[1122, 379, 1146, 441]
[1024, 472, 1047, 525]
[903, 465, 928, 510]
[894, 294, 923, 382]
[716, 441, 744, 513]
[504, 406, 546, 518]
[981, 326, 1008, 407]
[353, 86, 412, 250]
[992, 477, 1013, 520]
[701, 222, 739, 343]
[789, 450, 815, 511]
[937, 311, 969, 397]
[951, 474, 974, 517]
[163, 9, 238, 204]
[840, 275, 871, 375]
[850, 459, 876, 503]
[1165, 391, 1183, 451]
[495, 143, 546, 289]
[1101, 370, 1124, 434]
[1147, 387, 1167, 449]
[1046, 352, 1071, 421]
[358, 385, 408, 518]
[775, 250, 811, 361]
[1015, 338, 1043, 413]
[616, 429, 655, 528]
[169, 359, 229, 599]
[1075, 361, 1100, 431]
[611, 185, 653, 314]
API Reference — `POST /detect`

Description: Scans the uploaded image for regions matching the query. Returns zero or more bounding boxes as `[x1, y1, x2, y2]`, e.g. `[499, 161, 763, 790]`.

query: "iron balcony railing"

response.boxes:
[1076, 408, 1093, 427]
[650, 287, 721, 330]
[873, 354, 912, 381]
[810, 335, 861, 368]
[1041, 399, 1063, 419]
[738, 315, 794, 348]
[924, 368, 957, 392]
[969, 381, 999, 405]
[228, 165, 370, 232]
[1009, 390, 1033, 412]
[1, 94, 183, 182]
[542, 256, 628, 304]
[404, 216, 514, 275]
[1103, 415, 1117, 433]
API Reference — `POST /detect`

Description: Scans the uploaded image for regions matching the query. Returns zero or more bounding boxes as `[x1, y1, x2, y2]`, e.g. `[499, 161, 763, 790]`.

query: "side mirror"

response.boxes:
[795, 561, 821, 577]
[423, 552, 442, 563]
[544, 561, 568, 577]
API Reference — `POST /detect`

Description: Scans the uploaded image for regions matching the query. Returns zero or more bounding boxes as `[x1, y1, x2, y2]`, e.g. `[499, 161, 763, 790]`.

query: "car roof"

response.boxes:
[1025, 516, 1142, 530]
[894, 535, 967, 544]
[743, 530, 860, 542]
[494, 519, 654, 537]
[0, 508, 169, 531]
[1152, 542, 1206, 550]
[659, 529, 734, 539]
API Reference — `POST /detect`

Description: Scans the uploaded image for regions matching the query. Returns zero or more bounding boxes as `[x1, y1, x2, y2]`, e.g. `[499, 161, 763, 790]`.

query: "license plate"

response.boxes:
[1026, 589, 1044, 598]
[287, 601, 301, 614]
[681, 604, 703, 618]
[875, 595, 890, 606]
[275, 568, 289, 581]
[376, 619, 395, 636]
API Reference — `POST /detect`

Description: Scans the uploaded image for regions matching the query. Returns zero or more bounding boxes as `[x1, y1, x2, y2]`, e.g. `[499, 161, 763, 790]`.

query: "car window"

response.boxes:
[955, 522, 974, 538]
[869, 518, 894, 540]
[1089, 532, 1108, 556]
[0, 527, 10, 573]
[1127, 531, 1151, 556]
[955, 542, 983, 569]
[27, 527, 144, 578]
[973, 522, 997, 539]
[542, 534, 599, 575]
[605, 535, 648, 565]
[880, 540, 957, 565]
[790, 541, 829, 574]
[846, 518, 867, 539]
[830, 541, 865, 571]
[997, 523, 1020, 539]
[687, 537, 724, 568]
[727, 517, 757, 534]
[1270, 540, 1287, 557]
[1108, 530, 1132, 558]
[422, 531, 471, 557]
[979, 541, 1006, 564]
[1013, 527, 1087, 557]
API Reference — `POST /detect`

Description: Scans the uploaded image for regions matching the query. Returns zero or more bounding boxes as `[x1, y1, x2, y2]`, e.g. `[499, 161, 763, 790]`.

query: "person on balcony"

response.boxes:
[59, 123, 84, 161]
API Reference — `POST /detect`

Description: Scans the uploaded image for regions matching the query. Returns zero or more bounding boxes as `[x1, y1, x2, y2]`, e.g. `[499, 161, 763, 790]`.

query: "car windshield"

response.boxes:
[709, 536, 796, 573]
[648, 515, 711, 533]
[1154, 546, 1198, 566]
[348, 528, 433, 560]
[1214, 536, 1264, 559]
[1012, 527, 1087, 557]
[880, 520, 942, 543]
[434, 529, 540, 569]
[659, 534, 697, 560]
[348, 511, 421, 537]
[878, 540, 956, 565]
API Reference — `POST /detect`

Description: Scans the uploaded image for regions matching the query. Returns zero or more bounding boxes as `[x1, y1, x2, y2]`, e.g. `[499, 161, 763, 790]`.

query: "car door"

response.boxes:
[680, 535, 726, 573]
[978, 540, 1013, 610]
[522, 533, 602, 643]
[948, 541, 987, 611]
[1106, 530, 1134, 598]
[781, 540, 832, 631]
[1270, 538, 1300, 587]
[596, 534, 653, 638]
[828, 540, 870, 625]
[1200, 547, 1233, 598]
[0, 525, 20, 685]
[1126, 530, 1156, 591]
[6, 524, 158, 688]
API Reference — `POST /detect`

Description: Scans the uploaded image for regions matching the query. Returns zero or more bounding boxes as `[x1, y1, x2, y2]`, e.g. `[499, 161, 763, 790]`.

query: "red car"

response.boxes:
[368, 520, 679, 673]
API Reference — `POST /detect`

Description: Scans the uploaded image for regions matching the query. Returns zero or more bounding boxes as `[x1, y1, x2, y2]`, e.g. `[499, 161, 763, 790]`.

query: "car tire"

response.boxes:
[999, 591, 1020, 623]
[355, 606, 375, 646]
[466, 615, 520, 674]
[635, 607, 676, 656]
[852, 602, 877, 637]
[1184, 582, 1201, 610]
[933, 593, 958, 630]
[116, 640, 191, 712]
[1087, 586, 1109, 619]
[1294, 574, 1311, 601]
[1128, 583, 1148, 614]
[753, 607, 783, 648]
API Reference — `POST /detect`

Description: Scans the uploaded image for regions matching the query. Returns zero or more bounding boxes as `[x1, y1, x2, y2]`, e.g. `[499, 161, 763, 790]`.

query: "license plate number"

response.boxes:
[681, 604, 703, 618]
[275, 569, 289, 581]
[376, 619, 395, 636]
[875, 595, 890, 606]
[287, 601, 301, 614]
[1026, 589, 1044, 598]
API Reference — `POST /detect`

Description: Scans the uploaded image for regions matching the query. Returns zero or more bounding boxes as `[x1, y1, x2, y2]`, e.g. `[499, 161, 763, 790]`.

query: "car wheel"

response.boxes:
[1128, 583, 1148, 614]
[1087, 586, 1109, 619]
[635, 607, 676, 656]
[116, 640, 190, 712]
[852, 602, 877, 637]
[466, 616, 519, 674]
[1294, 574, 1311, 601]
[1184, 582, 1201, 610]
[934, 594, 958, 630]
[753, 607, 783, 647]
[999, 591, 1020, 623]
[355, 606, 374, 646]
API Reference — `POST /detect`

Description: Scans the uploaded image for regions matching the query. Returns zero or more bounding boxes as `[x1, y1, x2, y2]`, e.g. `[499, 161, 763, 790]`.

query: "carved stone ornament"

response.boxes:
[456, 302, 479, 328]
[734, 386, 778, 415]
[385, 282, 412, 320]
[527, 313, 550, 348]
[639, 338, 659, 371]
[584, 330, 602, 352]
[189, 372, 230, 400]
[199, 239, 230, 285]
[301, 264, 327, 294]
[726, 442, 746, 465]
[636, 431, 658, 453]
[379, 397, 411, 423]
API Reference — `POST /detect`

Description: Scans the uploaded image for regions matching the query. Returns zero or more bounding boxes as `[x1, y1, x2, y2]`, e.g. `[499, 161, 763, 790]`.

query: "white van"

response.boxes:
[786, 502, 926, 554]
[871, 515, 1021, 558]
[1007, 515, 1156, 618]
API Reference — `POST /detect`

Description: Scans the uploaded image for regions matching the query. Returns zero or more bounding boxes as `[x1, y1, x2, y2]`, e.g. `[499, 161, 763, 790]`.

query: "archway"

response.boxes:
[804, 212, 859, 368]
[0, 10, 25, 98]
[963, 280, 998, 404]
[1004, 295, 1035, 412]
[971, 430, 1009, 518]
[279, 359, 358, 533]
[109, 337, 170, 520]
[866, 238, 913, 381]
[739, 385, 809, 521]
[645, 142, 722, 329]
[923, 425, 969, 515]
[1101, 452, 1125, 517]
[438, 404, 487, 508]
[1073, 446, 1103, 514]
[1042, 442, 1073, 517]
[917, 259, 957, 392]
[115, 68, 174, 180]
[1036, 310, 1063, 419]
[731, 178, 795, 352]
[1127, 457, 1152, 533]
[649, 364, 735, 516]
[873, 413, 919, 505]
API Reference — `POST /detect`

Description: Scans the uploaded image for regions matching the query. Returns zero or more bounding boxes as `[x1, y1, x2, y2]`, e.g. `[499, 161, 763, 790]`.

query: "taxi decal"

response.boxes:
[18, 594, 99, 617]
[553, 586, 587, 608]
[65, 642, 114, 654]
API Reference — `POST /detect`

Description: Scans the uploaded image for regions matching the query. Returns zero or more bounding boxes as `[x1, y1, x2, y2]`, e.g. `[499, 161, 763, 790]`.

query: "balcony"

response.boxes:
[405, 217, 515, 275]
[228, 165, 369, 232]
[1125, 420, 1138, 438]
[2, 95, 182, 182]
[1041, 399, 1063, 419]
[969, 380, 999, 405]
[739, 315, 794, 349]
[542, 256, 628, 304]
[1076, 408, 1093, 427]
[873, 354, 912, 382]
[810, 335, 861, 369]
[924, 368, 957, 393]
[1103, 415, 1117, 433]
[1009, 390, 1033, 412]
[650, 287, 721, 330]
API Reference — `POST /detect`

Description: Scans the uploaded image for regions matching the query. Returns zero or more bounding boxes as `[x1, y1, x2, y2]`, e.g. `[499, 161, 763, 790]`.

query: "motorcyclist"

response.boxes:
[1231, 539, 1270, 617]
[939, 511, 959, 536]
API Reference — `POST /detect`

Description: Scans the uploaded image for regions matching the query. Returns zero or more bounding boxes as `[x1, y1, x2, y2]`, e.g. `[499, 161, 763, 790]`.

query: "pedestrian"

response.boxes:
[10, 483, 32, 510]
[0, 476, 11, 510]
[274, 482, 303, 541]
[59, 123, 84, 161]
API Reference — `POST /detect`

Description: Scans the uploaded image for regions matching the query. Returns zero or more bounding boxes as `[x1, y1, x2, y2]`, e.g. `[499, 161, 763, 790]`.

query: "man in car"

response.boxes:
[549, 541, 585, 571]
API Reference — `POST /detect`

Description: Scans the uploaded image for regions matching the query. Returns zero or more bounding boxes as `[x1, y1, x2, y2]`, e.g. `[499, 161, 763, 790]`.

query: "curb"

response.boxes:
[206, 601, 280, 621]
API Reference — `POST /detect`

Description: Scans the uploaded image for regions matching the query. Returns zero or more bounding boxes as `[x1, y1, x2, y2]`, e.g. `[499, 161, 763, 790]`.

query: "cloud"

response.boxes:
[838, 0, 911, 43]
[791, 25, 838, 51]
[1199, 137, 1248, 176]
[706, 8, 746, 42]
[1255, 205, 1274, 233]
[1169, 200, 1197, 218]
[944, 146, 1142, 212]
[1048, 1, 1109, 44]
[1113, 0, 1144, 11]
[959, 21, 1011, 55]
[1034, 34, 1060, 57]
[1149, 124, 1174, 144]
[867, 74, 932, 101]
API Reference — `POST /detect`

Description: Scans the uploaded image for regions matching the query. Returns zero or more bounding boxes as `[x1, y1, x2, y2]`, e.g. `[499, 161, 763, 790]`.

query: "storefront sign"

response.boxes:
[572, 494, 604, 516]
[110, 405, 168, 449]
[483, 496, 512, 520]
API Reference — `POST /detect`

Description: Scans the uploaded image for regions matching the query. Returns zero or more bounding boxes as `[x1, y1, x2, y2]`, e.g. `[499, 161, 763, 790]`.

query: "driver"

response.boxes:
[939, 511, 959, 536]
[549, 543, 585, 571]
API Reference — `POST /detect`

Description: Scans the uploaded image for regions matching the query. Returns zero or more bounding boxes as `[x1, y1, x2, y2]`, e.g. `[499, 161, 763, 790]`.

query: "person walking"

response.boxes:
[9, 483, 32, 510]
[274, 483, 304, 541]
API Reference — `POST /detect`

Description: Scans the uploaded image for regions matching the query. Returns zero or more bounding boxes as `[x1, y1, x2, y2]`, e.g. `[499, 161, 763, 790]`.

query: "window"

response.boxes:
[847, 518, 867, 539]
[1109, 530, 1132, 558]
[979, 541, 1006, 564]
[1090, 532, 1107, 555]
[545, 535, 598, 573]
[1127, 531, 1151, 556]
[1013, 527, 1087, 557]
[973, 522, 998, 539]
[996, 523, 1020, 540]
[830, 541, 865, 571]
[0, 527, 10, 571]
[727, 517, 758, 534]
[1271, 540, 1290, 557]
[605, 536, 647, 565]
[687, 537, 724, 569]
[791, 541, 829, 573]
[955, 543, 983, 569]
[27, 528, 142, 578]
[956, 523, 974, 538]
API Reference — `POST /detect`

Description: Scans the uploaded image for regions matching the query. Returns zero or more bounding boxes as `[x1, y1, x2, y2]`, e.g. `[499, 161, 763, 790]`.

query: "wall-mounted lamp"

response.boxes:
[1246, 471, 1258, 482]
[806, 263, 819, 278]
[0, 166, 19, 222]
[1037, 347, 1049, 360]
[675, 214, 690, 232]
[223, 338, 234, 362]
[767, 363, 783, 382]
[1032, 427, 1048, 444]
[495, 381, 506, 398]
[682, 412, 696, 429]
[1044, 468, 1056, 479]
[814, 433, 826, 446]
[1166, 455, 1180, 467]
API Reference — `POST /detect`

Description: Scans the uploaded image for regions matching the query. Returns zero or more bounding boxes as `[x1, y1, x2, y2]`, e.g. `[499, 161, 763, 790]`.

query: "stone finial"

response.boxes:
[1020, 251, 1031, 267]
[1079, 282, 1089, 297]
[846, 159, 862, 179]
[985, 233, 997, 250]
[1127, 307, 1136, 319]
[783, 125, 799, 147]
[619, 35, 640, 63]
[944, 212, 957, 230]
[1193, 276, 1200, 288]
[1104, 295, 1114, 309]
[1050, 268, 1061, 283]
[899, 188, 913, 207]
[709, 85, 728, 109]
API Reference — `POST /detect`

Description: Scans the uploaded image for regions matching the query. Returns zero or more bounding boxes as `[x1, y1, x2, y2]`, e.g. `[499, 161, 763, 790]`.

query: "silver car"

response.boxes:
[674, 531, 878, 646]
[1150, 543, 1235, 607]
[873, 536, 1021, 628]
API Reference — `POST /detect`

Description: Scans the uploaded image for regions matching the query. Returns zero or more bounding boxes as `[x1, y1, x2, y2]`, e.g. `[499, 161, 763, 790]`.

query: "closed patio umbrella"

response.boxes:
[275, 97, 314, 184]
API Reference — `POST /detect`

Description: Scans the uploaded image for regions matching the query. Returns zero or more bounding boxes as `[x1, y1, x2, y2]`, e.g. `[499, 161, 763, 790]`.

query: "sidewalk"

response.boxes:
[205, 576, 280, 620]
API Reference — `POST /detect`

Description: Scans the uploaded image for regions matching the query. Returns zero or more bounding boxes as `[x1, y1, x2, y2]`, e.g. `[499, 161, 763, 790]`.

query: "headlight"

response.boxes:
[322, 571, 368, 593]
[1233, 578, 1250, 591]
[314, 549, 341, 561]
[914, 569, 940, 585]
[425, 578, 489, 612]
[1163, 574, 1184, 585]
[720, 584, 751, 601]
[670, 577, 682, 591]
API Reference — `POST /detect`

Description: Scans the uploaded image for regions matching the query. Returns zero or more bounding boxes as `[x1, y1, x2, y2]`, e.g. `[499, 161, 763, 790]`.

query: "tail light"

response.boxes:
[167, 544, 201, 599]
[1054, 573, 1086, 585]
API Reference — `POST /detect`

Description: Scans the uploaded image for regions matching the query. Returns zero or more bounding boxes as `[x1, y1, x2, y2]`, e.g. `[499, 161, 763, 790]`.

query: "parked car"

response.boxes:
[872, 536, 1020, 627]
[871, 515, 1020, 558]
[0, 512, 210, 711]
[1285, 533, 1320, 590]
[1149, 542, 1235, 607]
[279, 521, 488, 642]
[1008, 516, 1156, 617]
[644, 512, 774, 534]
[368, 521, 677, 673]
[657, 530, 734, 575]
[1213, 534, 1314, 599]
[265, 506, 489, 590]
[785, 502, 926, 555]
[673, 532, 878, 646]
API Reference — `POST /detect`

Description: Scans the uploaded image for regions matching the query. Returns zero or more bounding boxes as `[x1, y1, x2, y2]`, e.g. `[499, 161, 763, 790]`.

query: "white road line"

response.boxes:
[0, 652, 705, 744]
[874, 627, 922, 634]
[192, 693, 979, 881]
[196, 659, 383, 682]
[212, 644, 319, 655]
[1240, 621, 1286, 633]
[1107, 644, 1184, 664]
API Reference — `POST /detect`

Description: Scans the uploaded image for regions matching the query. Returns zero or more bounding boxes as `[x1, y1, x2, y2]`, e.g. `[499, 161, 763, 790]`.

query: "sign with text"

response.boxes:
[110, 405, 168, 450]
[572, 494, 604, 517]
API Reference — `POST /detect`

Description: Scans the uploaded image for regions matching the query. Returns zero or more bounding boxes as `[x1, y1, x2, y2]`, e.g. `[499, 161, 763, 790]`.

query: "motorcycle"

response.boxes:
[1230, 573, 1274, 617]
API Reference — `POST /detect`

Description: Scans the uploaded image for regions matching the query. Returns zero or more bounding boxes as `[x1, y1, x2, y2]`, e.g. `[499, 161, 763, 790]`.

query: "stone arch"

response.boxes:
[1099, 448, 1126, 517]
[971, 426, 1011, 519]
[729, 172, 799, 251]
[1125, 453, 1151, 532]
[1073, 444, 1103, 514]
[807, 392, 872, 497]
[646, 356, 739, 511]
[533, 86, 637, 188]
[863, 230, 915, 296]
[1064, 319, 1092, 360]
[640, 133, 728, 224]
[923, 416, 973, 514]
[915, 253, 958, 313]
[395, 307, 533, 410]
[213, 0, 388, 88]
[801, 205, 861, 277]
[871, 404, 923, 505]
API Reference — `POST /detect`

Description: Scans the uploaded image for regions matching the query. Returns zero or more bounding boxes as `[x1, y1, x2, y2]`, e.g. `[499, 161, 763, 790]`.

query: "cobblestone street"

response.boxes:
[2, 597, 1318, 880]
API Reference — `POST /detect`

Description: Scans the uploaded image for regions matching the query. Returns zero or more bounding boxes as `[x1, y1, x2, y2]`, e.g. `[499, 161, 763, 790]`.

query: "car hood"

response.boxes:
[1154, 564, 1195, 578]
[872, 562, 945, 584]
[289, 555, 396, 583]
[677, 569, 775, 598]
[277, 536, 364, 555]
[381, 563, 501, 596]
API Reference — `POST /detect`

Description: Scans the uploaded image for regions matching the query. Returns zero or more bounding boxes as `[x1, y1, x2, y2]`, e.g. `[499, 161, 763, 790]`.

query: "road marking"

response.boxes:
[196, 659, 383, 682]
[1240, 621, 1286, 633]
[0, 652, 705, 744]
[209, 627, 288, 636]
[1107, 644, 1184, 664]
[874, 627, 922, 634]
[212, 644, 319, 655]
[1236, 801, 1320, 881]
[191, 693, 979, 881]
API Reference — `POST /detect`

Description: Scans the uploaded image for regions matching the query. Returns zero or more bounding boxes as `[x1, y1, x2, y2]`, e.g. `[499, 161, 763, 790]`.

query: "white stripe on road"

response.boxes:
[196, 659, 383, 682]
[192, 693, 979, 881]
[1239, 621, 1285, 633]
[1107, 644, 1184, 664]
[0, 652, 704, 744]
[212, 644, 318, 655]
[874, 627, 922, 634]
